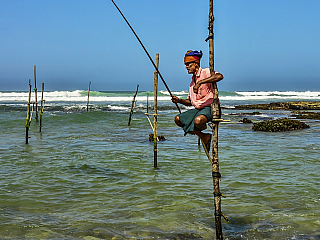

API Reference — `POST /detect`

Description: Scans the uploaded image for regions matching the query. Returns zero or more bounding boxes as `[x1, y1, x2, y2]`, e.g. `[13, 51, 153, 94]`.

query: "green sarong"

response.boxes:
[178, 106, 212, 135]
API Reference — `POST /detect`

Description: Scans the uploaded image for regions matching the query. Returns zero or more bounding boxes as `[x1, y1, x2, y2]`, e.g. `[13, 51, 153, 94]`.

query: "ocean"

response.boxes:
[0, 90, 319, 239]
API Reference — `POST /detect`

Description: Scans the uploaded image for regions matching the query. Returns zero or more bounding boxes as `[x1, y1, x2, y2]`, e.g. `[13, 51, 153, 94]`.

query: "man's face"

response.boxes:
[185, 62, 197, 74]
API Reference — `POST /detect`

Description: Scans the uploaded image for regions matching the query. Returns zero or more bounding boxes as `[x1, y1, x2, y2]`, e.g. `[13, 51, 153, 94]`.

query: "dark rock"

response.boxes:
[240, 118, 253, 123]
[252, 118, 310, 132]
[290, 111, 320, 120]
[149, 134, 166, 141]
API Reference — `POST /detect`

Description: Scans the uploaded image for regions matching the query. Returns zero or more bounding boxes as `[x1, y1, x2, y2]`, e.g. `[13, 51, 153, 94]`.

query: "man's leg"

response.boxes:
[175, 114, 211, 150]
[194, 115, 208, 131]
[191, 115, 211, 145]
[174, 115, 182, 127]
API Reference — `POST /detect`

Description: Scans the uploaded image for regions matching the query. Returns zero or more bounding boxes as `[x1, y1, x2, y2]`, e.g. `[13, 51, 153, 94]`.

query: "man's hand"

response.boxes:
[171, 95, 180, 104]
[193, 72, 224, 93]
[193, 82, 200, 93]
[172, 95, 192, 106]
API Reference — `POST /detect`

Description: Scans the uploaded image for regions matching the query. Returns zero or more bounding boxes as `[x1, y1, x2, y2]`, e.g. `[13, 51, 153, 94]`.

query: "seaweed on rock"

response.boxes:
[290, 111, 320, 120]
[252, 118, 310, 132]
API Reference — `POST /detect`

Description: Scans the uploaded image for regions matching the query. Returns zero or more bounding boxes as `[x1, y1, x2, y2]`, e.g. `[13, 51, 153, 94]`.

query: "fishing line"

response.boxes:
[111, 0, 181, 113]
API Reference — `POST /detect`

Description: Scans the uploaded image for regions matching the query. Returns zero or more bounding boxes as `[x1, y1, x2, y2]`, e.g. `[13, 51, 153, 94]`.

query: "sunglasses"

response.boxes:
[185, 62, 196, 67]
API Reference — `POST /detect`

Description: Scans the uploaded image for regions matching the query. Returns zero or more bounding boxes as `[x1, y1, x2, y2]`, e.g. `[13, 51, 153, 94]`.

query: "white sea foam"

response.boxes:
[0, 90, 172, 102]
[107, 105, 129, 111]
[221, 91, 320, 101]
[1, 90, 319, 102]
[160, 90, 188, 96]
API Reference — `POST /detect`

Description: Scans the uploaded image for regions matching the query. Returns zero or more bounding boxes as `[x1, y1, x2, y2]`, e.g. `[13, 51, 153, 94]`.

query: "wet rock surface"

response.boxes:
[290, 111, 320, 120]
[252, 118, 310, 132]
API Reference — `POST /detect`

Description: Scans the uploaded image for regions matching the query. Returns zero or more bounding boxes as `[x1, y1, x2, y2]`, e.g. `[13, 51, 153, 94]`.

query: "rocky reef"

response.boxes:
[252, 118, 310, 132]
[290, 111, 320, 120]
[235, 101, 320, 110]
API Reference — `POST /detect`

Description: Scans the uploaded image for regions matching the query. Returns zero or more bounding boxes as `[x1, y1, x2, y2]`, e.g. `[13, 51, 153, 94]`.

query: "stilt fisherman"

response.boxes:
[171, 50, 223, 151]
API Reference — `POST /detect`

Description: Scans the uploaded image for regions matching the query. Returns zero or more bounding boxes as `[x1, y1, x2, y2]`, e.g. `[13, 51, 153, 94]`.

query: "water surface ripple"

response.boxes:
[0, 94, 319, 239]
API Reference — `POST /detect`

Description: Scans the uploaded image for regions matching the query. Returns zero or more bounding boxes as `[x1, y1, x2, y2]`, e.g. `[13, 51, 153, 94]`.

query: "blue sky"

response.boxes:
[1, 0, 320, 92]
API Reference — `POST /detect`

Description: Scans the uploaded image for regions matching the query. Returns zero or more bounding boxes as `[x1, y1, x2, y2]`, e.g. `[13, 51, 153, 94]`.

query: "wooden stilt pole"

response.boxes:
[128, 84, 139, 126]
[147, 93, 149, 114]
[34, 65, 39, 122]
[208, 0, 223, 239]
[26, 80, 32, 144]
[39, 82, 44, 132]
[87, 81, 91, 112]
[153, 53, 159, 168]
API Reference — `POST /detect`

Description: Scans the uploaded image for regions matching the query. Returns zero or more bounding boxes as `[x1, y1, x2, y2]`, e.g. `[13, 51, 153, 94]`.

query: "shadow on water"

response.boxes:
[82, 226, 204, 240]
[64, 164, 127, 180]
[63, 217, 320, 239]
[221, 216, 320, 240]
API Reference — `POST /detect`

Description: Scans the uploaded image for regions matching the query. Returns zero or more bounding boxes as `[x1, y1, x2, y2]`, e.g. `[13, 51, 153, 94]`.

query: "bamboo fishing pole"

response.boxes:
[39, 82, 44, 132]
[26, 80, 32, 144]
[128, 84, 139, 126]
[110, 0, 181, 114]
[34, 65, 39, 122]
[207, 0, 223, 239]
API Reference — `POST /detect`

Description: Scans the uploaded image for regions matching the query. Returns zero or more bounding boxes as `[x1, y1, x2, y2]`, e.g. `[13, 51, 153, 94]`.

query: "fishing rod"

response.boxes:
[111, 0, 181, 113]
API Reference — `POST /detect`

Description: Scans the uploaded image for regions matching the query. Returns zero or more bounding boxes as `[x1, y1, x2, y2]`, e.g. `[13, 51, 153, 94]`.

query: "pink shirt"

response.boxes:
[188, 67, 214, 109]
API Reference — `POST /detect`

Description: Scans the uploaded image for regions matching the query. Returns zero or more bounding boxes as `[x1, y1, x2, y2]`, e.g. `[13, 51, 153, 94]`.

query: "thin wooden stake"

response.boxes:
[145, 113, 155, 132]
[87, 81, 91, 112]
[128, 84, 139, 126]
[154, 53, 159, 168]
[39, 82, 44, 132]
[34, 65, 39, 122]
[208, 0, 223, 239]
[26, 80, 32, 144]
[147, 93, 149, 114]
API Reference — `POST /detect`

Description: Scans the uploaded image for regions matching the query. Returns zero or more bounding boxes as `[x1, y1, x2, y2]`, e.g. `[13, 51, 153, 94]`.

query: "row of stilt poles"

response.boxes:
[26, 65, 45, 144]
[26, 68, 92, 143]
[26, 82, 45, 143]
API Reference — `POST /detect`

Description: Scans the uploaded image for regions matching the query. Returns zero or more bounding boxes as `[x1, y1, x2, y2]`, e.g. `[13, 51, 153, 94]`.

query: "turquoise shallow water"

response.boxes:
[0, 91, 320, 239]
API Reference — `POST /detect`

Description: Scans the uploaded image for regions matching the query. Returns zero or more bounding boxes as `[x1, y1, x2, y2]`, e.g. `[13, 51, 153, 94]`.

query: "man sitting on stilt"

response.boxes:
[171, 50, 223, 151]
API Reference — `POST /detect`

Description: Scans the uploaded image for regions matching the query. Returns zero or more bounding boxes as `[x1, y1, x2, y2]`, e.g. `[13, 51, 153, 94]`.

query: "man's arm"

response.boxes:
[171, 95, 192, 106]
[193, 72, 224, 93]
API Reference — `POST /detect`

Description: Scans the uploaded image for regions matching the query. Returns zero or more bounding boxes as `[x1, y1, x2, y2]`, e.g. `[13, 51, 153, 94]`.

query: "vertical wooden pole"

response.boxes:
[147, 93, 149, 114]
[34, 65, 39, 122]
[153, 53, 159, 168]
[39, 82, 44, 132]
[128, 84, 139, 126]
[208, 0, 223, 239]
[87, 81, 91, 112]
[26, 80, 32, 144]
